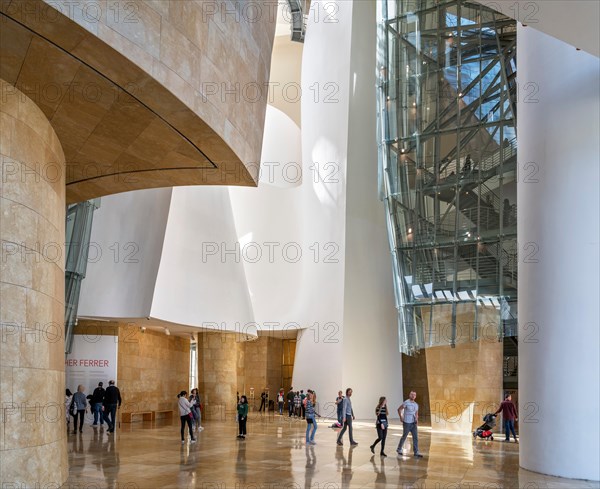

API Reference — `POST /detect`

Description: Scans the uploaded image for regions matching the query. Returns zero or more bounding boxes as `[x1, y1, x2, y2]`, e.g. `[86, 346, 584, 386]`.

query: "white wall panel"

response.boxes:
[78, 188, 171, 318]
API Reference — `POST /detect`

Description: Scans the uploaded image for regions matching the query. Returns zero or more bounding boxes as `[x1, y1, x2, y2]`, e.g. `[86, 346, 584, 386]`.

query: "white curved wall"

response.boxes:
[518, 25, 600, 481]
[257, 105, 302, 188]
[151, 186, 254, 328]
[290, 0, 350, 408]
[291, 0, 402, 418]
[78, 188, 171, 318]
[78, 0, 402, 419]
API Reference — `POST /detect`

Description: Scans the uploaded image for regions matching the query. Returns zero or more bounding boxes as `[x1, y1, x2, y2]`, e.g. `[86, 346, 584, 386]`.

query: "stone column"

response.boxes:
[518, 26, 600, 480]
[419, 305, 503, 432]
[0, 80, 67, 486]
[198, 332, 245, 420]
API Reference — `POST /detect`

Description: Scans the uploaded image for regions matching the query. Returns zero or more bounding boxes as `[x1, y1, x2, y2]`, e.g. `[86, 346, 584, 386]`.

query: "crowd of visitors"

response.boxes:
[65, 380, 122, 435]
[230, 386, 516, 457]
[67, 380, 516, 453]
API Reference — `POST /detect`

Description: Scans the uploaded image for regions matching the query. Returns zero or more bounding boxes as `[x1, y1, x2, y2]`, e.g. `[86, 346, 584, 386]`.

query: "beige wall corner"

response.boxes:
[117, 325, 190, 415]
[402, 306, 504, 432]
[1, 0, 278, 201]
[0, 79, 67, 487]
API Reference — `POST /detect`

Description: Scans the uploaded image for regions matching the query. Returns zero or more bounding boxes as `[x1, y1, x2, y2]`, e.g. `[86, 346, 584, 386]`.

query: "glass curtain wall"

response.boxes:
[377, 0, 518, 354]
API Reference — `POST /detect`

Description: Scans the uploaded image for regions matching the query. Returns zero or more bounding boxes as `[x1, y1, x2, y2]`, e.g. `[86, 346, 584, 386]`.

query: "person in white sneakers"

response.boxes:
[190, 388, 204, 432]
[177, 391, 196, 444]
[397, 391, 423, 458]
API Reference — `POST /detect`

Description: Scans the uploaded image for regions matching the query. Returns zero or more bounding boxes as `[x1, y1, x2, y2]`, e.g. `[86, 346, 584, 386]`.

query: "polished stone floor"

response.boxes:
[64, 415, 599, 489]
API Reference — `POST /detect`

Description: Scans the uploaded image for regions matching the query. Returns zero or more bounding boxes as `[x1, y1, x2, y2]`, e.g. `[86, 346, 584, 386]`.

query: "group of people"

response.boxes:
[284, 388, 312, 418]
[334, 388, 422, 458]
[176, 385, 517, 450]
[65, 380, 122, 434]
[236, 388, 319, 444]
[177, 388, 204, 443]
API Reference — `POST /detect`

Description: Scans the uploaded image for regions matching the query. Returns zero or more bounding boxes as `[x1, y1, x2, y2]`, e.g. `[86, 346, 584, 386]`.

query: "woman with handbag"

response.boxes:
[177, 391, 196, 444]
[370, 396, 389, 457]
[305, 390, 317, 445]
[237, 395, 249, 439]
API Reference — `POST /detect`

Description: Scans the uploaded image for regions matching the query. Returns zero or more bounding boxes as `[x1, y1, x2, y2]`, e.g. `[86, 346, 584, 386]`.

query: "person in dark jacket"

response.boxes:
[286, 387, 295, 417]
[495, 393, 518, 442]
[102, 380, 122, 433]
[237, 395, 249, 439]
[90, 382, 105, 426]
[259, 391, 266, 412]
[370, 397, 389, 457]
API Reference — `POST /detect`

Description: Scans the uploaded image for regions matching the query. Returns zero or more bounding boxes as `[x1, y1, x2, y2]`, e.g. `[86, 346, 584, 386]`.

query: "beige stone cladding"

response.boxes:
[402, 304, 503, 432]
[116, 325, 190, 415]
[1, 0, 278, 201]
[197, 333, 284, 419]
[0, 79, 67, 487]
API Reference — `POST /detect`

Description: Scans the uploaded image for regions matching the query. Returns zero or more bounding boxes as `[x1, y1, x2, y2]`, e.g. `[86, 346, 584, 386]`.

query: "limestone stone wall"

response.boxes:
[407, 305, 504, 432]
[402, 351, 431, 424]
[0, 79, 67, 487]
[197, 333, 283, 419]
[266, 337, 284, 401]
[244, 336, 284, 410]
[2, 0, 278, 199]
[117, 326, 189, 415]
[244, 337, 269, 408]
[197, 332, 245, 420]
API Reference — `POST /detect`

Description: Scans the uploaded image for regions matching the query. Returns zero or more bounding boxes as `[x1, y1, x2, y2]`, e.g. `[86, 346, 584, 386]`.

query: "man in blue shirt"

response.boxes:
[336, 388, 358, 446]
[397, 391, 423, 457]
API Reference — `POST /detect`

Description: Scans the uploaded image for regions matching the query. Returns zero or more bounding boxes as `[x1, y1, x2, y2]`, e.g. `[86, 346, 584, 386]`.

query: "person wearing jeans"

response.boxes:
[177, 391, 196, 444]
[335, 391, 344, 425]
[495, 393, 518, 442]
[287, 388, 295, 417]
[190, 388, 203, 432]
[102, 380, 122, 433]
[370, 397, 389, 457]
[336, 388, 357, 446]
[305, 391, 317, 444]
[71, 385, 87, 434]
[90, 382, 105, 426]
[397, 390, 423, 457]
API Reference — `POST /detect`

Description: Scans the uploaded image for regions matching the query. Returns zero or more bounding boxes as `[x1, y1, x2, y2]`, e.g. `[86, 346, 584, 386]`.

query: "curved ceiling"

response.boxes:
[0, 0, 276, 202]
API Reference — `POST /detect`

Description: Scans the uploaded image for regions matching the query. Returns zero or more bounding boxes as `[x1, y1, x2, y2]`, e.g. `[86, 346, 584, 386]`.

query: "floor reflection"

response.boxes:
[62, 418, 599, 489]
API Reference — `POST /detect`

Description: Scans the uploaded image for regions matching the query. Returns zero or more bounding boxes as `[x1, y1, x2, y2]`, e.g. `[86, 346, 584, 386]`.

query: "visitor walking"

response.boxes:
[305, 390, 317, 445]
[396, 391, 423, 457]
[336, 388, 357, 446]
[495, 393, 518, 442]
[278, 390, 284, 415]
[65, 388, 73, 430]
[71, 385, 87, 434]
[294, 391, 301, 418]
[102, 380, 122, 433]
[287, 387, 295, 417]
[370, 396, 389, 457]
[177, 391, 196, 444]
[259, 391, 266, 412]
[90, 382, 105, 426]
[335, 390, 344, 426]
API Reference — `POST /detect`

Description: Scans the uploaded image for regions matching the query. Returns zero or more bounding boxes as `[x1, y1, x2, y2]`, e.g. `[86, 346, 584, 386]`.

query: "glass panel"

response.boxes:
[378, 0, 518, 354]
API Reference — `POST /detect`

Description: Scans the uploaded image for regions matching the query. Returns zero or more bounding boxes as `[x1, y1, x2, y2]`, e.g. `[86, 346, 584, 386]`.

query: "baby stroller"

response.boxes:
[473, 413, 496, 440]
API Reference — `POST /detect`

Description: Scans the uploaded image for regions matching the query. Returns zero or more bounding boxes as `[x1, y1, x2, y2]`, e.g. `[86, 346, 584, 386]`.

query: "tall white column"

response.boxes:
[518, 25, 600, 481]
[292, 1, 402, 417]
